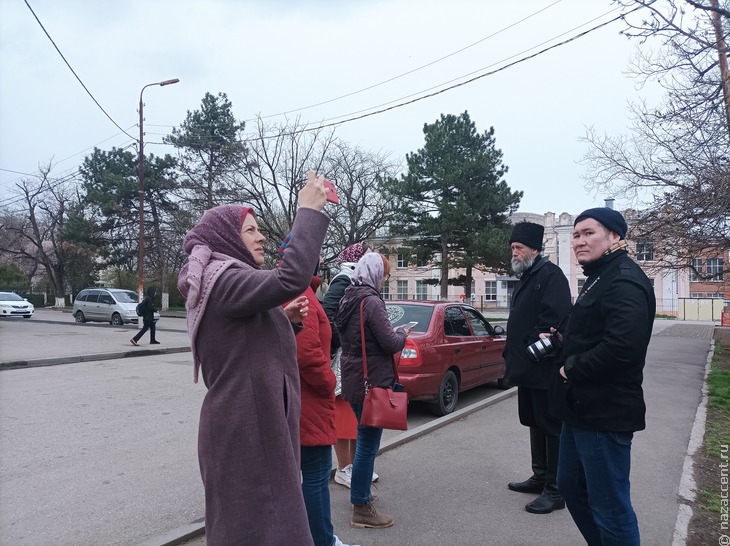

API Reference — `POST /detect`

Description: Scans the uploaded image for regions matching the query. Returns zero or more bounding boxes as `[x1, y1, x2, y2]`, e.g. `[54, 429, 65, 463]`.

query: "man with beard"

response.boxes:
[503, 222, 571, 514]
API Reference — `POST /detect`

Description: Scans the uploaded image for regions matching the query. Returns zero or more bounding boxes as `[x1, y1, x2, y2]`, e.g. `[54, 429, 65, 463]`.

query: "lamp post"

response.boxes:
[137, 78, 179, 301]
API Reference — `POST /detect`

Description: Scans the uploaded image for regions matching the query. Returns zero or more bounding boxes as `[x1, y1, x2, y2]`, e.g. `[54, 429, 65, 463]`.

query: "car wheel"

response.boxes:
[110, 313, 124, 326]
[431, 370, 459, 416]
[75, 311, 86, 323]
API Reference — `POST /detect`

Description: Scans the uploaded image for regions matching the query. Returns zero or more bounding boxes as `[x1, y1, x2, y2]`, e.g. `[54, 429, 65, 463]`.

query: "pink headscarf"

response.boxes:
[352, 252, 385, 290]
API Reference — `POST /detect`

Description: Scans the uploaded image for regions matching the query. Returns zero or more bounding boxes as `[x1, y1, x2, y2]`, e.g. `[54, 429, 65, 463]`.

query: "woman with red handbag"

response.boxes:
[334, 252, 411, 529]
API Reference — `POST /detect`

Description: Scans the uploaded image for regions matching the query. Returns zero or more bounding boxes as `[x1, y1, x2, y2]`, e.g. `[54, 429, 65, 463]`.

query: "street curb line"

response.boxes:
[142, 387, 517, 546]
[671, 337, 714, 546]
[0, 346, 192, 370]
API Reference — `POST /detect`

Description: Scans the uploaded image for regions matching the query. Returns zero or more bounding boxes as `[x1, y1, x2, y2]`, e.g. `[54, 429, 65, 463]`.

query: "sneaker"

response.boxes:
[150, 341, 160, 345]
[130, 339, 139, 346]
[333, 535, 360, 546]
[371, 470, 379, 483]
[334, 464, 352, 488]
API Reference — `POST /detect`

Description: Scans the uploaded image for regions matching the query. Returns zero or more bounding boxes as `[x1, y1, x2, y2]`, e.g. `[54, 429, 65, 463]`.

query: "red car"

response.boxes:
[386, 301, 507, 416]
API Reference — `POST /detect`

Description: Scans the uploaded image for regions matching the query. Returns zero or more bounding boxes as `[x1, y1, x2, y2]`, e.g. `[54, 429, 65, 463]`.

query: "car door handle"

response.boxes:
[455, 347, 461, 354]
[481, 345, 487, 350]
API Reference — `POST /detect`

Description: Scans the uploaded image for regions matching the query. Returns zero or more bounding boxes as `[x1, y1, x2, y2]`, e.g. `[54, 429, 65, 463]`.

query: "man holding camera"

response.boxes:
[503, 222, 571, 514]
[551, 208, 655, 545]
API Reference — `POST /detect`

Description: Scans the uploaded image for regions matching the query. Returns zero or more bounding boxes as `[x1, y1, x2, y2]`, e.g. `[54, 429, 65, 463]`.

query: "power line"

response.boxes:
[23, 0, 136, 141]
[249, 0, 565, 121]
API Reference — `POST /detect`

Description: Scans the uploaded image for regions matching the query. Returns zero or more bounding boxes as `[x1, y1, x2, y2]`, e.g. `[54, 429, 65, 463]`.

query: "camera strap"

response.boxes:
[553, 275, 601, 334]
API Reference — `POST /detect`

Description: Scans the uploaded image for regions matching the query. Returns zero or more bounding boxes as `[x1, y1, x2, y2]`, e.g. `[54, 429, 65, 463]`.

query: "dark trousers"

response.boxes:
[301, 445, 335, 546]
[557, 422, 640, 546]
[349, 402, 383, 506]
[132, 319, 156, 343]
[517, 387, 562, 493]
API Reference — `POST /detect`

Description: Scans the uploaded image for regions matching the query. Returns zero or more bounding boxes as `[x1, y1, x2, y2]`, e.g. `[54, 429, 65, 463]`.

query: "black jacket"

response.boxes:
[503, 257, 572, 389]
[322, 265, 355, 354]
[551, 250, 655, 432]
[139, 287, 157, 323]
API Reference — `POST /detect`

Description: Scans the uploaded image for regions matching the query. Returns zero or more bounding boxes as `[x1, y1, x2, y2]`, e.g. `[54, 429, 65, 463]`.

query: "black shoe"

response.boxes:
[508, 477, 545, 494]
[150, 341, 160, 345]
[525, 491, 566, 514]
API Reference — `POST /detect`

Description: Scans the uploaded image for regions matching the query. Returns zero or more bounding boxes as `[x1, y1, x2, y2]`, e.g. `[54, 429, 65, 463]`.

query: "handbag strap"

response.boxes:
[359, 297, 400, 390]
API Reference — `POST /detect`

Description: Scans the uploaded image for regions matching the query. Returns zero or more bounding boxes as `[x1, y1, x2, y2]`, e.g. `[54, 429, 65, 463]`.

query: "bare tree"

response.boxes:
[582, 0, 730, 277]
[0, 164, 81, 306]
[235, 118, 400, 263]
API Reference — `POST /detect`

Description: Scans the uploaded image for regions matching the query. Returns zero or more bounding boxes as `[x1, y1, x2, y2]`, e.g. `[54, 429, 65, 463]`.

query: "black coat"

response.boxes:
[139, 288, 157, 323]
[504, 257, 572, 390]
[551, 250, 655, 432]
[322, 269, 353, 354]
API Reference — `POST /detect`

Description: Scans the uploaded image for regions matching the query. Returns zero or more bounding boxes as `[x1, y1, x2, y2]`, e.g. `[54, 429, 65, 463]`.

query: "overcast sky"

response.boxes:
[0, 0, 660, 216]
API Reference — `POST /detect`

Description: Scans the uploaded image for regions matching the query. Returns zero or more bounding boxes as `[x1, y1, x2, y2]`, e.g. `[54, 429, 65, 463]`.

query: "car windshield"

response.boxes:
[385, 304, 432, 333]
[112, 291, 138, 303]
[0, 292, 24, 301]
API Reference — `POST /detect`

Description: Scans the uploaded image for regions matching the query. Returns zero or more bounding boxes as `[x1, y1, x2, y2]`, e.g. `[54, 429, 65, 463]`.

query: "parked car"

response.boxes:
[0, 292, 34, 319]
[72, 288, 160, 325]
[385, 301, 507, 416]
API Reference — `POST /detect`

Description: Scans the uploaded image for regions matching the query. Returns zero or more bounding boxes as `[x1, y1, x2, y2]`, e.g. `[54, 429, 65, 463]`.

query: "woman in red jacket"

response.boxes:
[283, 239, 358, 546]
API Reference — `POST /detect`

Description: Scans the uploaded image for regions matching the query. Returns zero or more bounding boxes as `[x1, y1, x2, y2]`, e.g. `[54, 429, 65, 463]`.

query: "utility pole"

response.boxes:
[710, 0, 730, 142]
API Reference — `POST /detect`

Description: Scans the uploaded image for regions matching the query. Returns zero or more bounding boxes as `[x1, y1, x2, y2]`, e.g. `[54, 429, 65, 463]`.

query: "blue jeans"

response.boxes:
[557, 422, 640, 546]
[350, 403, 383, 505]
[301, 445, 335, 546]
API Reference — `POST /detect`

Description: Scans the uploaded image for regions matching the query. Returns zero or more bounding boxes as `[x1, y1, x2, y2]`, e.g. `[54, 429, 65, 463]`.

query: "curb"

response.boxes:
[0, 346, 192, 370]
[139, 387, 518, 546]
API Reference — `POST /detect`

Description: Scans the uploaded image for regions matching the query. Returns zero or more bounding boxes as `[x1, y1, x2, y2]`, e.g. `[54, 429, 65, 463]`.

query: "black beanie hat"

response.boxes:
[574, 207, 628, 239]
[509, 222, 544, 251]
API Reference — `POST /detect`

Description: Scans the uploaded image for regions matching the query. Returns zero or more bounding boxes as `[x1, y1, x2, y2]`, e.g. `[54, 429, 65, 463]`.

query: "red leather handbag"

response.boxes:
[358, 298, 408, 431]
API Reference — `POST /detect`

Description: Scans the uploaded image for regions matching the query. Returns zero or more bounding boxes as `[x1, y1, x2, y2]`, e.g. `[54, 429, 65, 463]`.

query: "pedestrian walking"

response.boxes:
[503, 222, 571, 514]
[551, 207, 655, 545]
[131, 286, 159, 346]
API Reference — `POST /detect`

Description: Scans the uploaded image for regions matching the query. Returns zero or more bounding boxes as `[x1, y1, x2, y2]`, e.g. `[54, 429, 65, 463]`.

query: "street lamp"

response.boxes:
[138, 78, 179, 301]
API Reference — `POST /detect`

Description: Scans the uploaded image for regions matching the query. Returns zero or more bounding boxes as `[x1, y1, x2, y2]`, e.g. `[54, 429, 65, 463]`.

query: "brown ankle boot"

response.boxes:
[351, 502, 394, 529]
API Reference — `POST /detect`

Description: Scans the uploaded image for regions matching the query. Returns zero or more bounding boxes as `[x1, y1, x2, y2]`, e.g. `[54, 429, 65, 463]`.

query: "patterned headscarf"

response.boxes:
[352, 252, 384, 289]
[337, 242, 366, 265]
[177, 205, 255, 383]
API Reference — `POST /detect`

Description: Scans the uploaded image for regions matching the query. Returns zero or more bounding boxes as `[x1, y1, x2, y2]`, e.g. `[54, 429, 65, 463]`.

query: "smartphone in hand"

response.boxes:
[323, 179, 339, 204]
[404, 321, 418, 330]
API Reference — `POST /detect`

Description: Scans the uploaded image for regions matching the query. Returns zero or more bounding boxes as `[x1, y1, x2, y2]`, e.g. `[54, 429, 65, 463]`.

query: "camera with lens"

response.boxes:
[526, 333, 562, 362]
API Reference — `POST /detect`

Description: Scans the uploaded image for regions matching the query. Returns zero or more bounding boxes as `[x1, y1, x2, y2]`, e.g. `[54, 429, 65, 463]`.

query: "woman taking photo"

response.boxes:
[334, 252, 409, 529]
[177, 172, 329, 545]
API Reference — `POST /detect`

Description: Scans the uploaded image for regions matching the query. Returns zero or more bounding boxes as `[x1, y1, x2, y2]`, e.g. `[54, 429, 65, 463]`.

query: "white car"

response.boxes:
[0, 292, 35, 318]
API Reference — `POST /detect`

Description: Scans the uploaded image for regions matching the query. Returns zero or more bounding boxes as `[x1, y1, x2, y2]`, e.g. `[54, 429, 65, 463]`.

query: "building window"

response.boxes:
[690, 293, 704, 298]
[397, 253, 408, 268]
[635, 237, 654, 261]
[381, 282, 390, 300]
[690, 258, 703, 281]
[706, 258, 724, 281]
[707, 293, 723, 299]
[396, 280, 408, 299]
[416, 281, 428, 300]
[416, 255, 429, 268]
[485, 281, 497, 301]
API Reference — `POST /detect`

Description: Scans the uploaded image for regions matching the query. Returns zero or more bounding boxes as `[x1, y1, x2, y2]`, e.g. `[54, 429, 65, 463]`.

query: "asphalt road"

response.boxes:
[0, 311, 715, 545]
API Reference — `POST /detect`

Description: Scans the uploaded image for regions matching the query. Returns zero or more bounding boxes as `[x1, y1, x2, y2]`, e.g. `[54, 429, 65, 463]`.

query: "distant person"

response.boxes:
[322, 242, 376, 487]
[551, 208, 655, 545]
[176, 172, 329, 545]
[130, 286, 158, 346]
[335, 252, 411, 529]
[503, 222, 571, 514]
[281, 239, 359, 546]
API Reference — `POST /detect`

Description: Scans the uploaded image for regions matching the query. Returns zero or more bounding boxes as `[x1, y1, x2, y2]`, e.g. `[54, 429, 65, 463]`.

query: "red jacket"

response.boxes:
[289, 278, 337, 446]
